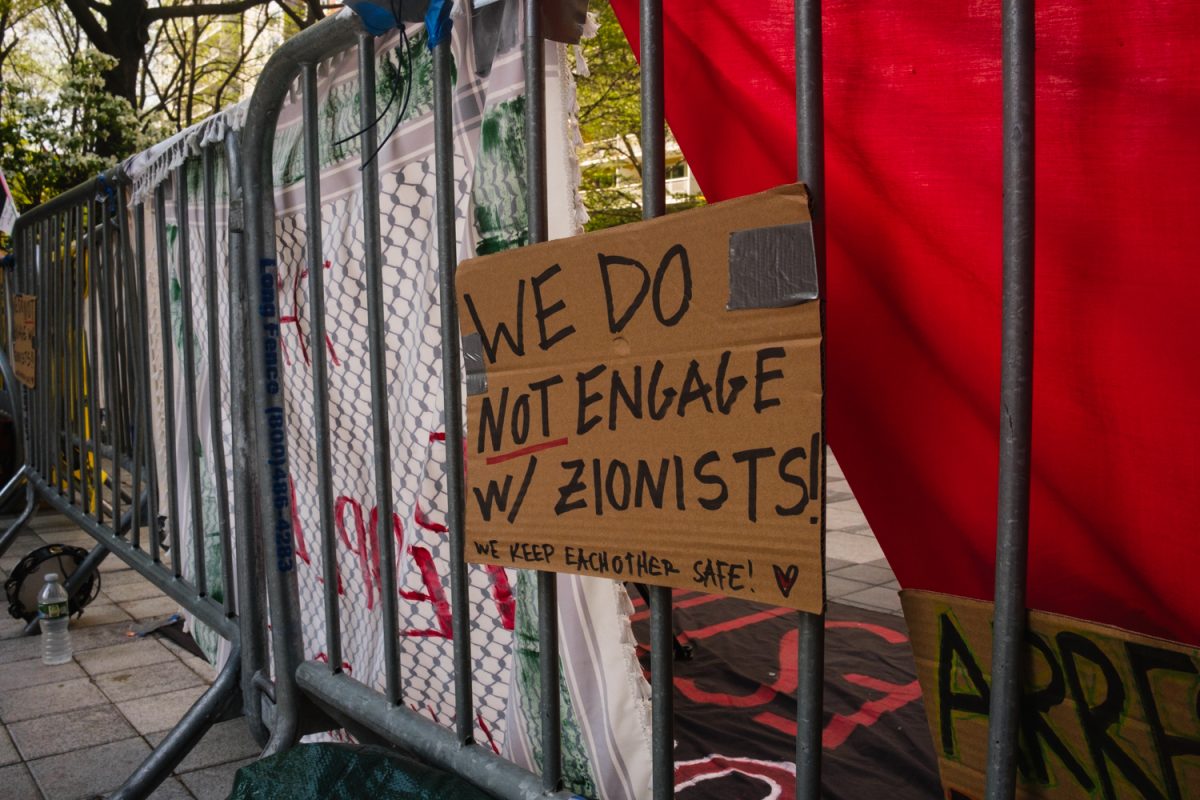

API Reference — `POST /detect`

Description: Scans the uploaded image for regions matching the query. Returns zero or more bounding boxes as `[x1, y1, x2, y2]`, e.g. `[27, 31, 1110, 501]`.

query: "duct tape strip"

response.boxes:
[463, 332, 488, 396]
[727, 221, 819, 309]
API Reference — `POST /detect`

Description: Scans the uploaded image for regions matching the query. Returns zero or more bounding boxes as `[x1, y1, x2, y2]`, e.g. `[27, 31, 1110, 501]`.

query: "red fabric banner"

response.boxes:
[609, 0, 1200, 643]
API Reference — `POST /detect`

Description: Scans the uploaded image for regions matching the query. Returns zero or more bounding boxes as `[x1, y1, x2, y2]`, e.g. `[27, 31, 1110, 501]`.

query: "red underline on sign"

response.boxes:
[485, 437, 570, 465]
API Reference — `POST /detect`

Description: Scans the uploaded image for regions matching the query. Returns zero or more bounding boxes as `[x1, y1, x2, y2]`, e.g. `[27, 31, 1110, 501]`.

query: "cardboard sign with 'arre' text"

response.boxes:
[457, 184, 824, 612]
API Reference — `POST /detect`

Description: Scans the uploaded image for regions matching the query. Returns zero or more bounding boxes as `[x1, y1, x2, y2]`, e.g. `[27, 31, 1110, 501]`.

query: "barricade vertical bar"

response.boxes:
[28, 219, 37, 477]
[57, 209, 75, 505]
[44, 213, 54, 485]
[113, 192, 135, 494]
[135, 201, 160, 560]
[51, 212, 64, 492]
[24, 217, 36, 476]
[156, 186, 185, 573]
[176, 164, 209, 593]
[42, 213, 53, 487]
[301, 60, 342, 669]
[795, 1, 827, 797]
[203, 144, 236, 611]
[35, 218, 48, 480]
[432, 33, 473, 745]
[117, 186, 144, 546]
[75, 204, 90, 516]
[984, 1, 1035, 798]
[87, 201, 103, 524]
[64, 208, 77, 495]
[238, 21, 360, 756]
[37, 218, 48, 479]
[523, 0, 562, 790]
[222, 126, 269, 741]
[639, 1, 675, 797]
[357, 33, 402, 703]
[70, 204, 85, 510]
[53, 212, 64, 487]
[72, 203, 87, 510]
[49, 212, 60, 489]
[99, 200, 122, 527]
[30, 215, 41, 479]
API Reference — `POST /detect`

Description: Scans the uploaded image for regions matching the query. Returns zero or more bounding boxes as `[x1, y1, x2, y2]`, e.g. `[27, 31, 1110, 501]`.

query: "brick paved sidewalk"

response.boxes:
[0, 513, 259, 800]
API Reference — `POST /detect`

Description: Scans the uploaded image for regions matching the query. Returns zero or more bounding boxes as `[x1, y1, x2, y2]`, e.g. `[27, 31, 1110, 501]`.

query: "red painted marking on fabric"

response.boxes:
[683, 606, 793, 640]
[630, 587, 703, 610]
[485, 564, 515, 631]
[826, 619, 908, 644]
[400, 546, 453, 638]
[485, 437, 569, 465]
[414, 502, 448, 534]
[477, 714, 500, 754]
[314, 652, 354, 674]
[819, 675, 922, 748]
[289, 476, 310, 565]
[631, 592, 723, 622]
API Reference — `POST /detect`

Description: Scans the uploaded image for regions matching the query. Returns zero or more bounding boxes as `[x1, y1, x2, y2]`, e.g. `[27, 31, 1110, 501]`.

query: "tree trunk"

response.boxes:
[98, 0, 151, 107]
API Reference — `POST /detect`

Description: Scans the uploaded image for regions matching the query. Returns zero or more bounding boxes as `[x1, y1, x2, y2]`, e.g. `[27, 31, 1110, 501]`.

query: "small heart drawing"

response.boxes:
[773, 564, 800, 598]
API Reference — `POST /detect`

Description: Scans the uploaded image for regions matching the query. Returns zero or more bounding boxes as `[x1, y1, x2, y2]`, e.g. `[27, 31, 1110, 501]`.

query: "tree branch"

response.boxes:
[147, 0, 270, 22]
[61, 0, 114, 53]
[274, 0, 304, 29]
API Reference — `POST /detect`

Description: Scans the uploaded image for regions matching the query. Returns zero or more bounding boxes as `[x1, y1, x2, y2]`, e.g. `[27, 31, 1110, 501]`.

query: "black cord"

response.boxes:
[330, 19, 405, 149]
[362, 24, 415, 169]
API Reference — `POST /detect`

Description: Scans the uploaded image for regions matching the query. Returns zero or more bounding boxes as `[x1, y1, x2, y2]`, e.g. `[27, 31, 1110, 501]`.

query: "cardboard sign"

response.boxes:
[12, 294, 36, 388]
[457, 184, 824, 611]
[901, 590, 1200, 800]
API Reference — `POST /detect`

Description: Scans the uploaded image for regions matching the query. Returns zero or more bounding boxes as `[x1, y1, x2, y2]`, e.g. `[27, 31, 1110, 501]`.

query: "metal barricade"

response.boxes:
[239, 3, 1034, 799]
[3, 130, 265, 798]
[238, 3, 832, 800]
[239, 14, 577, 795]
[3, 1, 1037, 798]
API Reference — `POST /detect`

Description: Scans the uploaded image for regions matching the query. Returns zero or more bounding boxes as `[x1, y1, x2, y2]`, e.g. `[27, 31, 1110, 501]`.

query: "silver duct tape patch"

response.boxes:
[463, 332, 488, 396]
[727, 221, 819, 309]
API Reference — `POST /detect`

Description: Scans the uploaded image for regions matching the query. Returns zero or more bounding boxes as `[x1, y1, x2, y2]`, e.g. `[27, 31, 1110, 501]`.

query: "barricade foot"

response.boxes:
[108, 642, 247, 800]
[0, 481, 35, 560]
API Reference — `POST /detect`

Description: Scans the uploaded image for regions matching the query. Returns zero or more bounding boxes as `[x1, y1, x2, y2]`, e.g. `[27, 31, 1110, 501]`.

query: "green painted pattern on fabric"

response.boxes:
[165, 219, 225, 662]
[473, 97, 529, 255]
[274, 30, 454, 187]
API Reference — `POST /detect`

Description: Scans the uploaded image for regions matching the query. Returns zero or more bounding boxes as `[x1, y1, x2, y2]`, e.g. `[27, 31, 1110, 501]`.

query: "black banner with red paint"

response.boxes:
[629, 592, 940, 799]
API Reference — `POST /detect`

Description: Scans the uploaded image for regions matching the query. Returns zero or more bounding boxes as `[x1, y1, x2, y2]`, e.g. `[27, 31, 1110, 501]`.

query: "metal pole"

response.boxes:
[985, 1, 1035, 798]
[238, 12, 362, 755]
[134, 201, 161, 562]
[203, 145, 237, 612]
[86, 202, 103, 523]
[795, 1, 826, 798]
[155, 186, 185, 573]
[175, 164, 209, 595]
[639, 1, 675, 797]
[99, 201, 122, 527]
[301, 61, 343, 673]
[432, 33, 474, 745]
[357, 33, 403, 705]
[523, 0, 562, 790]
[222, 126, 270, 743]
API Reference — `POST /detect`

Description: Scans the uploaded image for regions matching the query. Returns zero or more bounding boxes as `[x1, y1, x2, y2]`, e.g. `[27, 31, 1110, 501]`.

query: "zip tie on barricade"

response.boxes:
[96, 173, 119, 217]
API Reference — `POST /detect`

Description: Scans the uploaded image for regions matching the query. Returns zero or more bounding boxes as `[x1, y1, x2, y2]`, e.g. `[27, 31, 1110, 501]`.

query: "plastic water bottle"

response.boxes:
[38, 573, 72, 665]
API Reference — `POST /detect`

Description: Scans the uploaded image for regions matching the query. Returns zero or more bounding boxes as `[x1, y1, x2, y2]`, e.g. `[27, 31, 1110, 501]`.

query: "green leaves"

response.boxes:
[0, 49, 150, 208]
